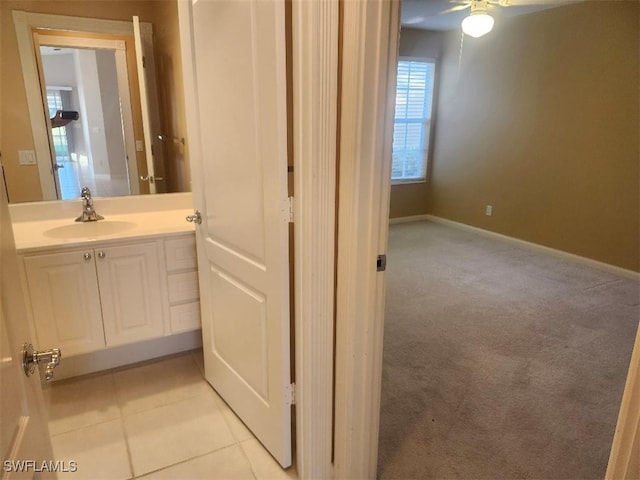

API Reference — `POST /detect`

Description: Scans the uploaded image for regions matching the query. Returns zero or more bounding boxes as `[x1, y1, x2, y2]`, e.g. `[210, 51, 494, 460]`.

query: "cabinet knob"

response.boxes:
[83, 253, 92, 261]
[97, 251, 106, 259]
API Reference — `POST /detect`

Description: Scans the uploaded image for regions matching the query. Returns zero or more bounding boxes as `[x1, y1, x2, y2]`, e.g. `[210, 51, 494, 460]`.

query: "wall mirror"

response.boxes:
[1, 1, 189, 203]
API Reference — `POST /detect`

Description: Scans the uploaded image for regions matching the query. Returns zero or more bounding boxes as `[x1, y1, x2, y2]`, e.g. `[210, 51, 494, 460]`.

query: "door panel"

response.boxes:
[182, 0, 292, 467]
[1, 183, 55, 478]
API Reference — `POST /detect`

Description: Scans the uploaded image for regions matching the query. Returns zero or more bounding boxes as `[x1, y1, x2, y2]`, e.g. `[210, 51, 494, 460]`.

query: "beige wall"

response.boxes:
[389, 28, 443, 218]
[148, 0, 189, 194]
[0, 1, 186, 202]
[391, 3, 639, 272]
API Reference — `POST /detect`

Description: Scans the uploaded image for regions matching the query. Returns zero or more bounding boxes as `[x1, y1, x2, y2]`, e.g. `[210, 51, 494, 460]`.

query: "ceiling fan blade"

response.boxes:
[438, 4, 472, 15]
[498, 0, 582, 5]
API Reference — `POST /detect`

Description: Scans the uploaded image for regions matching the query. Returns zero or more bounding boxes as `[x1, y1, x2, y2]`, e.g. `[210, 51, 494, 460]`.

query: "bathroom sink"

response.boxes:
[43, 221, 136, 239]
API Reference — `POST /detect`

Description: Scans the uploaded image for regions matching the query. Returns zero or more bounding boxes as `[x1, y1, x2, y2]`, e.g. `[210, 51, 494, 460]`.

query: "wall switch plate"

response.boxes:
[485, 205, 493, 216]
[18, 150, 37, 165]
[135, 140, 145, 152]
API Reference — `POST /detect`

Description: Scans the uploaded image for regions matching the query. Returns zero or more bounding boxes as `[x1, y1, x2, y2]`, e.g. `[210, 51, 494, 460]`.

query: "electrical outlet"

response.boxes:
[485, 205, 493, 216]
[18, 150, 36, 165]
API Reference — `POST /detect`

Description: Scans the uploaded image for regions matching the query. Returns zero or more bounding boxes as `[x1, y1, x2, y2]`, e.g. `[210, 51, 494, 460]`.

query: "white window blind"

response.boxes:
[392, 59, 436, 183]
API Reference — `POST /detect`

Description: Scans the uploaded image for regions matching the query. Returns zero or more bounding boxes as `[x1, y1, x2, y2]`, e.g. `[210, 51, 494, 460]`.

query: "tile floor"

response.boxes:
[43, 350, 297, 480]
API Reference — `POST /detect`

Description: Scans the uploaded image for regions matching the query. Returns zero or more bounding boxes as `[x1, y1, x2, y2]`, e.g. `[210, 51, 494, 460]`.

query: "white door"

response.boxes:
[133, 16, 156, 194]
[179, 0, 292, 468]
[1, 185, 56, 478]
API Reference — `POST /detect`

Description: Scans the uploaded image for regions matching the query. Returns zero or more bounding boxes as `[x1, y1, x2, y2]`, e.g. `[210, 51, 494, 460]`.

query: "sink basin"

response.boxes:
[43, 221, 136, 239]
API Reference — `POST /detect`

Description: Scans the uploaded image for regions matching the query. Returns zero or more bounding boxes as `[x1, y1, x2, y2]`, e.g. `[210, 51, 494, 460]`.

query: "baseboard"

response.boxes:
[49, 330, 203, 381]
[390, 214, 640, 281]
[388, 214, 430, 225]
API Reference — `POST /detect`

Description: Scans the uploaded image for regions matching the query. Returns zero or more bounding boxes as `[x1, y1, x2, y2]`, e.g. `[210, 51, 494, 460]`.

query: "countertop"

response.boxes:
[12, 209, 195, 254]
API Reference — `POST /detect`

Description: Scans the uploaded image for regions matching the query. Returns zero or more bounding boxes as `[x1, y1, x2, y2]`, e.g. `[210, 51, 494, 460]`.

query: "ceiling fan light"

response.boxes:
[461, 13, 495, 38]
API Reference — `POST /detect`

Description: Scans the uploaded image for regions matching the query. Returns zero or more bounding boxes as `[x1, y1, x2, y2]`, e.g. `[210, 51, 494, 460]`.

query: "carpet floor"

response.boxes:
[377, 220, 639, 480]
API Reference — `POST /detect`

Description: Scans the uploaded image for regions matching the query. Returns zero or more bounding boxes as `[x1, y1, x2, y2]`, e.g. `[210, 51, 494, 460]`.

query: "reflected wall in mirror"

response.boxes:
[39, 37, 137, 199]
[0, 0, 190, 203]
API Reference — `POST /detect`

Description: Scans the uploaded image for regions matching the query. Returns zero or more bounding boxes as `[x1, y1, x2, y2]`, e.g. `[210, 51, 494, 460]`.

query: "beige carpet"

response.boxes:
[377, 220, 639, 480]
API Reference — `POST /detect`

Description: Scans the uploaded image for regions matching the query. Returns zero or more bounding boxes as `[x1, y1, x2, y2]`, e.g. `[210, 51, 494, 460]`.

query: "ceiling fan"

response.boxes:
[435, 0, 575, 37]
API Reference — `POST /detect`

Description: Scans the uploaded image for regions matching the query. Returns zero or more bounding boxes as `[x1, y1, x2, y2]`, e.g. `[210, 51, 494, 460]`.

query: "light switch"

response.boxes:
[18, 150, 37, 165]
[135, 140, 144, 152]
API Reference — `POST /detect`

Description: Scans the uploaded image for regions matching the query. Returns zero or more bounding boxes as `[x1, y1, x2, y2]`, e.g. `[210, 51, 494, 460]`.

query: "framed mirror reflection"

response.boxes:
[0, 1, 189, 203]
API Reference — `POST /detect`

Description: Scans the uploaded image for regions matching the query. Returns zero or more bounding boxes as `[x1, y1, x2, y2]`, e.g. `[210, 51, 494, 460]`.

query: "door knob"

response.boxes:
[186, 210, 202, 224]
[22, 343, 62, 381]
[97, 251, 106, 259]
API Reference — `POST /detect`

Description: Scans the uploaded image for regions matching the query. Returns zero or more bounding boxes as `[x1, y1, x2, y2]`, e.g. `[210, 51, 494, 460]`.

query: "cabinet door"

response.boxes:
[96, 242, 165, 346]
[24, 250, 105, 356]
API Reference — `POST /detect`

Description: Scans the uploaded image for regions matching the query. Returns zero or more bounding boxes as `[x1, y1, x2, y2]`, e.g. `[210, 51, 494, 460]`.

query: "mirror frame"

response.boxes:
[13, 10, 153, 201]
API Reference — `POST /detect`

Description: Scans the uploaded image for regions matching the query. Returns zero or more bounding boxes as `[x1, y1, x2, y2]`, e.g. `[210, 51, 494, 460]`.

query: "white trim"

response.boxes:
[36, 34, 126, 51]
[421, 214, 640, 280]
[133, 17, 156, 194]
[13, 11, 57, 200]
[606, 326, 640, 479]
[334, 1, 400, 478]
[388, 214, 430, 225]
[292, 0, 339, 478]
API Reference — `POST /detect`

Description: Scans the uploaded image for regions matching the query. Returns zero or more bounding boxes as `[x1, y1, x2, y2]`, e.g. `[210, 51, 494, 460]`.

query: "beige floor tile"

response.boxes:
[51, 419, 131, 480]
[44, 373, 121, 436]
[125, 391, 236, 476]
[210, 390, 255, 442]
[140, 445, 256, 480]
[114, 354, 210, 416]
[192, 349, 205, 376]
[240, 439, 297, 480]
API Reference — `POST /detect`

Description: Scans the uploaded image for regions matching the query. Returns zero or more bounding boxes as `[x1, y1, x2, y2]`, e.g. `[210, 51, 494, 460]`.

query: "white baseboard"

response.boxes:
[388, 214, 430, 225]
[389, 214, 640, 281]
[49, 330, 203, 381]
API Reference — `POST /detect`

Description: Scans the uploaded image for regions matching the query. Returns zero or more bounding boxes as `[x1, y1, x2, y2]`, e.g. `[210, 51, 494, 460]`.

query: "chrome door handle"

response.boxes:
[186, 210, 202, 224]
[23, 343, 62, 381]
[140, 175, 155, 184]
[53, 163, 64, 171]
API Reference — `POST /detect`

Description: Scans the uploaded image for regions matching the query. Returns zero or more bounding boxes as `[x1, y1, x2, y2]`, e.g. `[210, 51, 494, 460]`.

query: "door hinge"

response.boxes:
[377, 254, 387, 272]
[142, 55, 146, 68]
[286, 196, 294, 223]
[286, 382, 296, 405]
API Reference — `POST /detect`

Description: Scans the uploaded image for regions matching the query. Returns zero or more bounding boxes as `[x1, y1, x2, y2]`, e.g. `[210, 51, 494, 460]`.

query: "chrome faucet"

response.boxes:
[75, 187, 104, 222]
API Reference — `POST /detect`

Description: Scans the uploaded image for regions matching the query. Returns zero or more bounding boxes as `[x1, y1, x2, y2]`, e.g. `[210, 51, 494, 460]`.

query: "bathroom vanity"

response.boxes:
[9, 193, 202, 379]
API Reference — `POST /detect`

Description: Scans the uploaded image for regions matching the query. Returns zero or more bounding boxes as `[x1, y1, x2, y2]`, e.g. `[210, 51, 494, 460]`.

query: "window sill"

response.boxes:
[391, 178, 426, 186]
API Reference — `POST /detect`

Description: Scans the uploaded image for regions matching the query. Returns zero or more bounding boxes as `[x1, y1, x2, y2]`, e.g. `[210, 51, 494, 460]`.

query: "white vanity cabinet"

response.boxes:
[165, 236, 201, 333]
[24, 239, 166, 356]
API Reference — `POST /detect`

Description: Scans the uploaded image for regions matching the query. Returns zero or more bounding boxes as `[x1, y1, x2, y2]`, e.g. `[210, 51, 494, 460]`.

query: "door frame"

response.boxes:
[333, 0, 400, 478]
[291, 0, 339, 477]
[333, 3, 640, 479]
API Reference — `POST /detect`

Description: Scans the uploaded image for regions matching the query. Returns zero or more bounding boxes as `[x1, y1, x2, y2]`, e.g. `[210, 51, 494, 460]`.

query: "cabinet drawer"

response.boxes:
[165, 236, 197, 271]
[170, 302, 201, 333]
[168, 271, 200, 303]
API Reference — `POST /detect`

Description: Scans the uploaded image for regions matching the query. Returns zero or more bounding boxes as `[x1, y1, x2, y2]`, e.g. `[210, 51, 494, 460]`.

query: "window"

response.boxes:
[392, 59, 436, 183]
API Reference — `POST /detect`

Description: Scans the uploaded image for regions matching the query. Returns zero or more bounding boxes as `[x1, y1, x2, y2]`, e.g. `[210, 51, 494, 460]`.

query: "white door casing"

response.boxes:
[1, 183, 56, 479]
[133, 16, 157, 194]
[178, 0, 292, 468]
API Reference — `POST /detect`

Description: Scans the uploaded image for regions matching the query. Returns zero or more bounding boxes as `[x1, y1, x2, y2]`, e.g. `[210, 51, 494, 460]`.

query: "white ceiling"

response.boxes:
[400, 0, 581, 31]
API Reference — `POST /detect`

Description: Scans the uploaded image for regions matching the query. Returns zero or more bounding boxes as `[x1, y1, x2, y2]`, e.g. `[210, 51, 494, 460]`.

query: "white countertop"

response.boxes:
[10, 193, 196, 254]
[12, 210, 195, 253]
